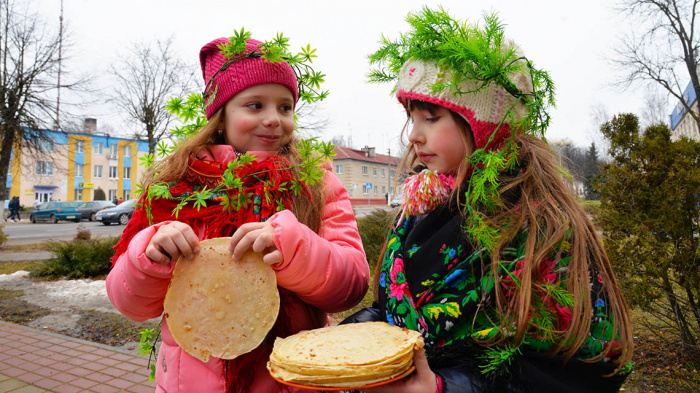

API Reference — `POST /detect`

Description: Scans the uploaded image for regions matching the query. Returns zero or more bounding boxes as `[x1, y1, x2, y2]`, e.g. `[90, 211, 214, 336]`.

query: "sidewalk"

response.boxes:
[0, 321, 156, 392]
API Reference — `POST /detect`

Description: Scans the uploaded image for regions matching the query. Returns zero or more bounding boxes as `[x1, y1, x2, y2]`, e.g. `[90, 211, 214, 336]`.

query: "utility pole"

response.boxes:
[56, 0, 64, 130]
[387, 148, 391, 204]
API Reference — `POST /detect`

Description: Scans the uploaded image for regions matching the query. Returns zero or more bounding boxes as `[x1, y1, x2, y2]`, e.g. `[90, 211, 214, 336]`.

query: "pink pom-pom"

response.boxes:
[399, 169, 455, 217]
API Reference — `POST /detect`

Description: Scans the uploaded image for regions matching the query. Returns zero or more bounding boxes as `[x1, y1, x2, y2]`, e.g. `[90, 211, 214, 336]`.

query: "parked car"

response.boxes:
[390, 195, 403, 208]
[78, 200, 116, 221]
[30, 201, 82, 223]
[95, 198, 138, 225]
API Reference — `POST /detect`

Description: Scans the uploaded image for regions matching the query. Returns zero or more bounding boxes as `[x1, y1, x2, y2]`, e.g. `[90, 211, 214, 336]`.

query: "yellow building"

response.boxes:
[5, 125, 149, 208]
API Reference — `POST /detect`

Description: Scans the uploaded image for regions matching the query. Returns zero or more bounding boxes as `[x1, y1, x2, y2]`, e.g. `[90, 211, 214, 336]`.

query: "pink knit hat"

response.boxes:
[199, 37, 299, 120]
[395, 49, 532, 151]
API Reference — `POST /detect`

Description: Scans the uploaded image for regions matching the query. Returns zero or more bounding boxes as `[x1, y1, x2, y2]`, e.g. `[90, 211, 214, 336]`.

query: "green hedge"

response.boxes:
[356, 208, 397, 271]
[32, 236, 119, 279]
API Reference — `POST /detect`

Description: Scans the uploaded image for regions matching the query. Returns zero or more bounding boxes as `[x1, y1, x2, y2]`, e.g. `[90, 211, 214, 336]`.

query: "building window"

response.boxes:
[374, 187, 378, 195]
[123, 167, 131, 179]
[76, 140, 84, 154]
[362, 184, 370, 194]
[373, 168, 377, 176]
[75, 164, 83, 177]
[109, 166, 118, 178]
[94, 142, 103, 155]
[108, 189, 117, 201]
[362, 166, 368, 175]
[124, 145, 132, 157]
[37, 139, 53, 152]
[36, 161, 53, 175]
[123, 190, 131, 200]
[335, 164, 343, 174]
[382, 186, 386, 194]
[94, 165, 103, 178]
[390, 169, 395, 178]
[74, 189, 83, 201]
[382, 168, 385, 177]
[109, 144, 118, 159]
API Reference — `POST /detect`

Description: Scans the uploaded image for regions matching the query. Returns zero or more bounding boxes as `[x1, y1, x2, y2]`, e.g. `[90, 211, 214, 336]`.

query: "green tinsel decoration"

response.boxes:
[368, 6, 555, 252]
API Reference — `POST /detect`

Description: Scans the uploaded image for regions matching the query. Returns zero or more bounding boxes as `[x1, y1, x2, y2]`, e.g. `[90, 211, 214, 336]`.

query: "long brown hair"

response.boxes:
[142, 107, 324, 233]
[376, 99, 633, 365]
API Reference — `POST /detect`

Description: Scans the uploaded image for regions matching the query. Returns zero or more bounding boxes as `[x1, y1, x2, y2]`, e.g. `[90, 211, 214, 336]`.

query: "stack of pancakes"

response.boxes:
[268, 322, 423, 388]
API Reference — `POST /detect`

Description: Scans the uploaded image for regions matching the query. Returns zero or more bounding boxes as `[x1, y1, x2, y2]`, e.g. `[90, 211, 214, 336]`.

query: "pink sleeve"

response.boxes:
[268, 170, 369, 313]
[105, 221, 175, 322]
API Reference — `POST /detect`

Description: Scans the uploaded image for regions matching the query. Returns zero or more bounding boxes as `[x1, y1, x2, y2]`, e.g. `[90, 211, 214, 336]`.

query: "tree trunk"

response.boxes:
[0, 126, 17, 202]
[662, 270, 697, 349]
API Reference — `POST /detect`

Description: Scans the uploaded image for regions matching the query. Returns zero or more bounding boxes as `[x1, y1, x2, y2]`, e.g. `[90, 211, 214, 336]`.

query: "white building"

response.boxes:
[669, 80, 700, 141]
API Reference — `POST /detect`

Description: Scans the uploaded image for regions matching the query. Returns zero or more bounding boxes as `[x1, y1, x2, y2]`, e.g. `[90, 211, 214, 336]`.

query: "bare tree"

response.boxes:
[294, 102, 329, 138]
[614, 0, 700, 131]
[641, 85, 672, 126]
[330, 134, 353, 148]
[109, 38, 195, 154]
[0, 0, 82, 208]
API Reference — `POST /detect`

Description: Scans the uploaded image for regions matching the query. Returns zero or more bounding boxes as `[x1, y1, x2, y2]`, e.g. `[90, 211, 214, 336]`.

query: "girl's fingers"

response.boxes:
[230, 222, 278, 261]
[262, 249, 283, 265]
[229, 223, 261, 252]
[169, 226, 199, 260]
[146, 222, 200, 264]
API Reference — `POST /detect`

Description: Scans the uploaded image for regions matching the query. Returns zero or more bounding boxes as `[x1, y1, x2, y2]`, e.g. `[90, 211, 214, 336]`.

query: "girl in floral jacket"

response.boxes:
[344, 8, 633, 393]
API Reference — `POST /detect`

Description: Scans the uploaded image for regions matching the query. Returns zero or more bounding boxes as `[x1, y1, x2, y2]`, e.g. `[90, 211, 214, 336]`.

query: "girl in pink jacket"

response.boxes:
[106, 34, 369, 393]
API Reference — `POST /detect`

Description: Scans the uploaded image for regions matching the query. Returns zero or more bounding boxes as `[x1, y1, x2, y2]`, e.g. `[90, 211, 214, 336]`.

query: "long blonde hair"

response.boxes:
[142, 107, 324, 233]
[377, 99, 633, 365]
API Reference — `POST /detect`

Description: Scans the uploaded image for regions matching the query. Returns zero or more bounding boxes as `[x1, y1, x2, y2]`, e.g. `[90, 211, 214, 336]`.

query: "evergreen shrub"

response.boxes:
[32, 236, 119, 279]
[356, 208, 396, 270]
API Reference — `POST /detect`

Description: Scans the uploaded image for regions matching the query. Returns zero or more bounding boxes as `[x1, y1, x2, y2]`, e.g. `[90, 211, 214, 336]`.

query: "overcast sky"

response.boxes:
[34, 0, 659, 153]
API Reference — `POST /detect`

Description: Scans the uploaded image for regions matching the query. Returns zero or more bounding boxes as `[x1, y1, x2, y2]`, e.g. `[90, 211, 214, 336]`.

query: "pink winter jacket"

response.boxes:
[106, 146, 369, 392]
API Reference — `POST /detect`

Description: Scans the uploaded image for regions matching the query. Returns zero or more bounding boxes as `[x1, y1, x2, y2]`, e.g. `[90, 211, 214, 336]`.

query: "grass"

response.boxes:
[0, 261, 43, 275]
[0, 243, 51, 252]
[75, 310, 159, 347]
[0, 289, 51, 323]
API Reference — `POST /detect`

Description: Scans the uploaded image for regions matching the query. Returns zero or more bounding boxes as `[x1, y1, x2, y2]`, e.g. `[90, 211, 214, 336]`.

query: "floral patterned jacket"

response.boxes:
[371, 202, 631, 393]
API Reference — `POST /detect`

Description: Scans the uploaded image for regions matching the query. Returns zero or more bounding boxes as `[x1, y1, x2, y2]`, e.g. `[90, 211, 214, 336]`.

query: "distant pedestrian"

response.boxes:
[117, 198, 123, 205]
[112, 196, 118, 205]
[6, 196, 20, 222]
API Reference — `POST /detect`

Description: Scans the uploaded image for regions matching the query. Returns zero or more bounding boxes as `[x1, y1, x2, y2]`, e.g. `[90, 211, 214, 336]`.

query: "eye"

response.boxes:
[246, 102, 262, 110]
[280, 104, 293, 113]
[426, 116, 440, 123]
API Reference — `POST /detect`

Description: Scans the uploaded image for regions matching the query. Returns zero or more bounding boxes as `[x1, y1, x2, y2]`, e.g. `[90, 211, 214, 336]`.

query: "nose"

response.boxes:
[408, 122, 424, 145]
[262, 108, 281, 128]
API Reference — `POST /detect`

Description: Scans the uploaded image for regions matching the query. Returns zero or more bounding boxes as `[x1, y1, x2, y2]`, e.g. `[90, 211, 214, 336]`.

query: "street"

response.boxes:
[2, 205, 395, 247]
[2, 220, 126, 246]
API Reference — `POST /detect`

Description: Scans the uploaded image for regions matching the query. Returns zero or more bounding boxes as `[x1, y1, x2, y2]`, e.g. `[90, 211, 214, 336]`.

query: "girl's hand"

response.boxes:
[229, 222, 282, 265]
[145, 222, 200, 264]
[361, 348, 437, 393]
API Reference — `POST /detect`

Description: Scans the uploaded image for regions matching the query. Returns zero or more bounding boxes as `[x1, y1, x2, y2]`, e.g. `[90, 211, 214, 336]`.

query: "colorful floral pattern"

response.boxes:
[378, 202, 626, 376]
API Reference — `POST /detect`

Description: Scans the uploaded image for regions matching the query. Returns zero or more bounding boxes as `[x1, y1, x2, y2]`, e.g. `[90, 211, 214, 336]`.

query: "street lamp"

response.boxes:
[551, 138, 571, 166]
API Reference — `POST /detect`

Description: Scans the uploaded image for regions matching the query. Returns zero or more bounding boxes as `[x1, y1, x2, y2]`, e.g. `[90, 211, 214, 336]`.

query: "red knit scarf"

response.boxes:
[111, 152, 307, 393]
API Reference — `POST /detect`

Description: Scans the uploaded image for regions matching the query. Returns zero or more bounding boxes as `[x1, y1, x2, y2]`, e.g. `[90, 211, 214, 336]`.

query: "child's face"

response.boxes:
[220, 83, 295, 153]
[408, 106, 473, 174]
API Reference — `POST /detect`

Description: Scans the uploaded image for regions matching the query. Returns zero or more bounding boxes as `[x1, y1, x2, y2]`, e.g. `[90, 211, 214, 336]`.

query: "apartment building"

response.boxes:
[670, 80, 700, 142]
[5, 121, 149, 208]
[332, 146, 400, 205]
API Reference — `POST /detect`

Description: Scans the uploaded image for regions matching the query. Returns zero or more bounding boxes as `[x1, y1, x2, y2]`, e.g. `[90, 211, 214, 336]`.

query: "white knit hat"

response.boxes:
[395, 47, 533, 151]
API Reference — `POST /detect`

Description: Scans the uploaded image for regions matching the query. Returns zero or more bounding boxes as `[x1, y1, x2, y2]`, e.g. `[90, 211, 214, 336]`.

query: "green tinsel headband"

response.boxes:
[369, 6, 556, 250]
